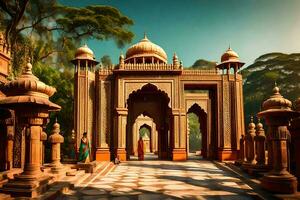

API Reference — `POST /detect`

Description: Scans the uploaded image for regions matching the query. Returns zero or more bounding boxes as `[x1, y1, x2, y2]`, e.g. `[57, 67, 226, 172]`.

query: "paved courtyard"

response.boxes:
[62, 159, 258, 200]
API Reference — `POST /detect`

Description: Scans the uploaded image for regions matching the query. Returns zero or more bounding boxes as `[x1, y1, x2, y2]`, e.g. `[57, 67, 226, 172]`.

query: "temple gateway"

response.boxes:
[73, 34, 245, 161]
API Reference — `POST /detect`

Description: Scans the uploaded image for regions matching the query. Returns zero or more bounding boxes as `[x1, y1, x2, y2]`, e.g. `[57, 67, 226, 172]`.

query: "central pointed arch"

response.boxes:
[126, 83, 172, 160]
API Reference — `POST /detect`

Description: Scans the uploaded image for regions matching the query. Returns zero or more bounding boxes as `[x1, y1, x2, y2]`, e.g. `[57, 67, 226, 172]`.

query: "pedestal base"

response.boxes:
[50, 164, 66, 174]
[261, 174, 298, 194]
[116, 149, 127, 161]
[95, 149, 111, 161]
[242, 163, 269, 175]
[218, 149, 237, 161]
[0, 174, 51, 197]
[247, 164, 270, 175]
[172, 149, 187, 161]
[77, 161, 97, 173]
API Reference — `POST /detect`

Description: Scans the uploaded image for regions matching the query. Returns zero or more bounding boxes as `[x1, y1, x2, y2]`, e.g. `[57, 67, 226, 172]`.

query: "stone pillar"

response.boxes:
[243, 117, 256, 166]
[40, 130, 47, 166]
[254, 119, 266, 167]
[171, 109, 187, 161]
[115, 107, 127, 161]
[1, 112, 51, 197]
[5, 118, 14, 170]
[0, 62, 61, 197]
[48, 121, 64, 173]
[40, 118, 48, 166]
[258, 86, 298, 194]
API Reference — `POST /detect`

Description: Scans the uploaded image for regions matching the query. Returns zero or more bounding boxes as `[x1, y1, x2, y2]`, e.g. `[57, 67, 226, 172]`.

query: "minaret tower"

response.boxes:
[216, 47, 245, 161]
[71, 44, 98, 155]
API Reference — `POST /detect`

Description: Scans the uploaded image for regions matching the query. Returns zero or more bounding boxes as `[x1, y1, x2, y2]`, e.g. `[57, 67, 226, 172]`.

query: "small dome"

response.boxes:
[256, 122, 263, 130]
[125, 34, 167, 63]
[221, 47, 239, 62]
[75, 44, 95, 60]
[262, 86, 292, 110]
[248, 117, 255, 129]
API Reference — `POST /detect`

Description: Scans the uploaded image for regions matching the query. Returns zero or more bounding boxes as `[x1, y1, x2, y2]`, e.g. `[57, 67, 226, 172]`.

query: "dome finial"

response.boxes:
[273, 82, 280, 94]
[144, 32, 147, 39]
[228, 44, 231, 50]
[24, 62, 33, 75]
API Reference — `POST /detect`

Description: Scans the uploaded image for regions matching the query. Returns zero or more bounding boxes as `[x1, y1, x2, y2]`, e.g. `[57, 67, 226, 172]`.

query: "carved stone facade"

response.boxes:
[73, 35, 245, 161]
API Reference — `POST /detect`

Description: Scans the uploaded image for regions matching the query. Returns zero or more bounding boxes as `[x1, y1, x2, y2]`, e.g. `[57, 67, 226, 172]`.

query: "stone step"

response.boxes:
[79, 162, 115, 187]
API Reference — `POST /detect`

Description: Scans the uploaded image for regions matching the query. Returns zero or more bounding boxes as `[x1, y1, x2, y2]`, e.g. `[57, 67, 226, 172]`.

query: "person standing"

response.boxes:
[138, 136, 144, 161]
[78, 132, 90, 163]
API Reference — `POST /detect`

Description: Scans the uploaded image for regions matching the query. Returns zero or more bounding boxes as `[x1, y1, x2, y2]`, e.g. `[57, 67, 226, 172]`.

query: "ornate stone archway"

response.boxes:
[130, 114, 158, 156]
[124, 83, 171, 160]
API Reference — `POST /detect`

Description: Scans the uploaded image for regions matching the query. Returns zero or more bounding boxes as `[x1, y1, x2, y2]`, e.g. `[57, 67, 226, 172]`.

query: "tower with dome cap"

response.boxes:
[72, 44, 99, 154]
[72, 34, 246, 162]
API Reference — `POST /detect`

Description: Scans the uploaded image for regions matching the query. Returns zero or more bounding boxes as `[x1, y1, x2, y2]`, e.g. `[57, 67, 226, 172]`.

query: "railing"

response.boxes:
[182, 69, 219, 75]
[98, 66, 114, 75]
[98, 64, 220, 75]
[120, 63, 181, 71]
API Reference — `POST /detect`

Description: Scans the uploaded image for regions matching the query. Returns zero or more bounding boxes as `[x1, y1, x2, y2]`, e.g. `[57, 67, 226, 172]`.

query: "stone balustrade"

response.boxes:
[182, 69, 219, 75]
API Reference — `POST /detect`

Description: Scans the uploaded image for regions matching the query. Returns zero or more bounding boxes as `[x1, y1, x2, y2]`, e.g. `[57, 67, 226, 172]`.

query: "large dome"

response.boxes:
[125, 34, 168, 64]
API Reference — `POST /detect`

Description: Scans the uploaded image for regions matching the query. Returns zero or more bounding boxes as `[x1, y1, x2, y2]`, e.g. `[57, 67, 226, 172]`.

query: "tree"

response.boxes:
[190, 59, 216, 69]
[0, 0, 134, 75]
[100, 55, 112, 68]
[0, 0, 134, 159]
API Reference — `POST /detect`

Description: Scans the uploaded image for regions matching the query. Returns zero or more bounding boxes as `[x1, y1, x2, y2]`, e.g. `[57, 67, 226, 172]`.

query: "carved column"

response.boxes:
[48, 121, 64, 173]
[0, 62, 60, 197]
[171, 109, 186, 161]
[258, 86, 298, 194]
[95, 78, 111, 161]
[1, 112, 52, 197]
[114, 107, 128, 161]
[243, 117, 256, 166]
[254, 119, 266, 167]
[5, 118, 14, 170]
[40, 131, 47, 166]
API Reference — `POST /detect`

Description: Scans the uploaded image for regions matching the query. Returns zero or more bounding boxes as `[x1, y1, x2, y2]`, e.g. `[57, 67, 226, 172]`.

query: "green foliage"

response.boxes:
[100, 55, 113, 68]
[189, 59, 216, 69]
[0, 0, 134, 159]
[139, 127, 150, 138]
[242, 53, 300, 125]
[188, 113, 202, 152]
[0, 0, 134, 75]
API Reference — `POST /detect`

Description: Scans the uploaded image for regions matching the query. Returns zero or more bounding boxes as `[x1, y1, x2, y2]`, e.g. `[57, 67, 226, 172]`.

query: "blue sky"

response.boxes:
[60, 0, 300, 67]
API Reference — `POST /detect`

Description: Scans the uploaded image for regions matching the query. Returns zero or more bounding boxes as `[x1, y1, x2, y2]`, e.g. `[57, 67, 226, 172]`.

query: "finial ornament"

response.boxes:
[250, 115, 253, 122]
[24, 62, 33, 75]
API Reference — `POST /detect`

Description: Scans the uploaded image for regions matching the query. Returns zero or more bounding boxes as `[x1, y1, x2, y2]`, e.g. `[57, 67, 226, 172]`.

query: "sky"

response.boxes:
[59, 0, 300, 67]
